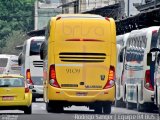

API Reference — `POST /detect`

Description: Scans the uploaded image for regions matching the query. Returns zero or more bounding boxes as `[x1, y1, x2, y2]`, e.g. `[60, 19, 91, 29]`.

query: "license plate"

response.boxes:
[2, 96, 14, 101]
[76, 92, 87, 96]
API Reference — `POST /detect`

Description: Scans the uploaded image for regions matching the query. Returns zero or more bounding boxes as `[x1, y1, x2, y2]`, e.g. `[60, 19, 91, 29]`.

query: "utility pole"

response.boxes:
[34, 0, 38, 30]
[127, 0, 130, 16]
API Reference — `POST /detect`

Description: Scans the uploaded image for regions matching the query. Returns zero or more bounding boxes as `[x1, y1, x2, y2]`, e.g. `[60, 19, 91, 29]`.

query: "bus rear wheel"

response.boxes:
[103, 102, 112, 114]
[115, 99, 126, 108]
[137, 102, 144, 112]
[24, 105, 32, 114]
[94, 103, 102, 114]
[137, 94, 144, 112]
[46, 102, 53, 113]
[32, 97, 36, 102]
[115, 99, 121, 107]
[46, 101, 63, 113]
[52, 105, 63, 113]
[52, 102, 63, 113]
[126, 101, 134, 109]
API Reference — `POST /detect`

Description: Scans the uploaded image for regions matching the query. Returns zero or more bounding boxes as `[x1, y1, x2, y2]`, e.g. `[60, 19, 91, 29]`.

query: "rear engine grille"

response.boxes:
[33, 61, 43, 67]
[59, 52, 106, 63]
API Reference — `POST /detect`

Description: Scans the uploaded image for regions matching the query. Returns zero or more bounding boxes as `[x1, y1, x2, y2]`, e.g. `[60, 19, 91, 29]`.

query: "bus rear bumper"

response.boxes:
[47, 86, 115, 103]
[142, 88, 154, 103]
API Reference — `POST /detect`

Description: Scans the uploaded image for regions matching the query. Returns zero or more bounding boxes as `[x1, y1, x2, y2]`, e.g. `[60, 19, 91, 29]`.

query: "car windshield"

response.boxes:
[0, 78, 24, 87]
[30, 40, 43, 56]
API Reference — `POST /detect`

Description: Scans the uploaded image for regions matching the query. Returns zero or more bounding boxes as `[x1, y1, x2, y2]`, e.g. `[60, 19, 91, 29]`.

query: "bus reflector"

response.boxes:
[49, 65, 60, 88]
[103, 66, 115, 89]
[56, 17, 61, 21]
[105, 17, 110, 21]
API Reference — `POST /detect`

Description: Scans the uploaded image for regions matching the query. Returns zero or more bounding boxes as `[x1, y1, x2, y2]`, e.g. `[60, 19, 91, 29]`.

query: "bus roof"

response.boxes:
[55, 14, 103, 19]
[26, 36, 45, 42]
[130, 26, 159, 35]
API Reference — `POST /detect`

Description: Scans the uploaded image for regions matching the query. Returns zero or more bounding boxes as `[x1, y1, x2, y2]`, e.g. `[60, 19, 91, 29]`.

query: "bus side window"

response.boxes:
[22, 42, 26, 55]
[40, 42, 47, 60]
[21, 42, 26, 64]
[157, 53, 160, 65]
[158, 29, 160, 48]
[45, 20, 50, 41]
[41, 20, 50, 60]
[156, 29, 160, 64]
[131, 39, 134, 62]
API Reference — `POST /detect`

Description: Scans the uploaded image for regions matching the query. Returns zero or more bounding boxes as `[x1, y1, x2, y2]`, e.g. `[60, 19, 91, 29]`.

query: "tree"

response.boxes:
[1, 30, 29, 55]
[0, 0, 35, 51]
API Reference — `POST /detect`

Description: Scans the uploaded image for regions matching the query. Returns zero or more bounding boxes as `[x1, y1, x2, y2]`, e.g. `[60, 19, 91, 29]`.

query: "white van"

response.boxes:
[0, 54, 21, 74]
[18, 36, 44, 102]
[115, 33, 129, 107]
[123, 26, 159, 112]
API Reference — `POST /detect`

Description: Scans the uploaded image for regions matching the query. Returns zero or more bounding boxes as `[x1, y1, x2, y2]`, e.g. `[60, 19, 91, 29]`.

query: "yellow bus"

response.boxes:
[40, 14, 116, 114]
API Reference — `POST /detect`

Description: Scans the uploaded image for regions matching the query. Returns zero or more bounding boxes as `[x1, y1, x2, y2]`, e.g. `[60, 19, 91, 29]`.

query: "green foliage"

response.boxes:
[0, 0, 35, 54]
[1, 30, 29, 55]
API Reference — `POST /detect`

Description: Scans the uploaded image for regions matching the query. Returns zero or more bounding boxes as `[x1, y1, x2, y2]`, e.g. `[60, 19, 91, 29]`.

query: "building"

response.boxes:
[59, 0, 125, 19]
[34, 0, 61, 30]
[58, 0, 143, 19]
[79, 0, 120, 13]
[59, 0, 120, 13]
[134, 0, 160, 12]
[124, 0, 142, 16]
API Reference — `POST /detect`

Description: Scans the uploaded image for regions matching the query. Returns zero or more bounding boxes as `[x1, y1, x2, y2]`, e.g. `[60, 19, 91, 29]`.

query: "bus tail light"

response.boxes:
[144, 70, 154, 91]
[49, 65, 60, 88]
[26, 69, 33, 85]
[25, 87, 29, 93]
[103, 66, 115, 89]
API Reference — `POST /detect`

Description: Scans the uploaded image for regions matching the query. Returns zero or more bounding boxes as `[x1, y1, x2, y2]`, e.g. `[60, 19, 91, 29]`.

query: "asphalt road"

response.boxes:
[0, 99, 159, 120]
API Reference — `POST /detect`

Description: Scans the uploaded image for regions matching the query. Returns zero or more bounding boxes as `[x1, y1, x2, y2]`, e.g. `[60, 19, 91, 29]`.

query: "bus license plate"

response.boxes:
[2, 96, 14, 101]
[76, 92, 87, 96]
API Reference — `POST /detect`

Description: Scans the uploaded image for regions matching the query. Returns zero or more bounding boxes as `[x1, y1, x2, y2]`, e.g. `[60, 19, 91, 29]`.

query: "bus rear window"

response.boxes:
[0, 58, 8, 67]
[30, 40, 42, 56]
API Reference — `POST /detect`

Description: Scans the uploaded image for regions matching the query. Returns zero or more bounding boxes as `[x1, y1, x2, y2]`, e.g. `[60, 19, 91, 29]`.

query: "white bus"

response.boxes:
[18, 36, 44, 102]
[123, 26, 159, 112]
[148, 27, 160, 115]
[115, 33, 129, 107]
[0, 54, 21, 74]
